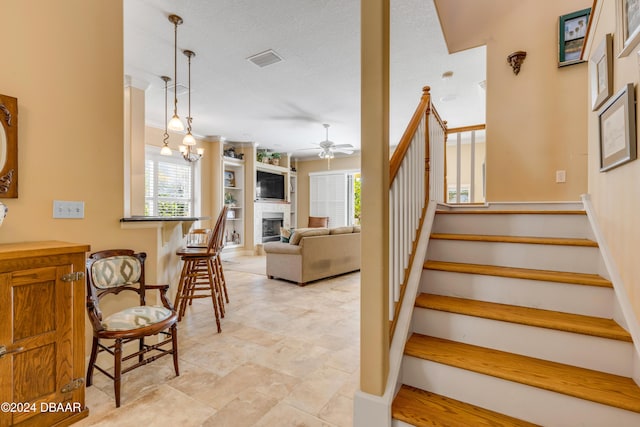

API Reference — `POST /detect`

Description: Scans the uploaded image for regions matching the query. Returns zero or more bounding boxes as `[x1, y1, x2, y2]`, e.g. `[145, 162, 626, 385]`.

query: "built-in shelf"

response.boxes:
[256, 161, 290, 174]
[223, 156, 245, 165]
[224, 153, 245, 249]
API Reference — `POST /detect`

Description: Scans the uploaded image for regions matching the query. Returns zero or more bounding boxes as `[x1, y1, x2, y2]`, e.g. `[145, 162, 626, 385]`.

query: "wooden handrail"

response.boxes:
[389, 86, 431, 184]
[447, 124, 486, 134]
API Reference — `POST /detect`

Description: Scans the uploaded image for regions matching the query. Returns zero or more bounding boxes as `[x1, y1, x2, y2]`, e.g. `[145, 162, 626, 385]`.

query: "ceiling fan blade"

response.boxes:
[333, 149, 354, 154]
[295, 147, 322, 151]
[332, 144, 354, 149]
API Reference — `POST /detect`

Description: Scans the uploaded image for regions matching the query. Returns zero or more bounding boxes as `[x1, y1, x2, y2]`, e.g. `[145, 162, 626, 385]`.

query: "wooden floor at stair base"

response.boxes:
[392, 385, 539, 427]
[416, 293, 632, 342]
[405, 334, 640, 414]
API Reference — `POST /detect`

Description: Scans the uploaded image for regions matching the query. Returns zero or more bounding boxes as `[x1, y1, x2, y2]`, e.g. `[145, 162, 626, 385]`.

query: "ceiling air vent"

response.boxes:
[247, 49, 283, 68]
[168, 83, 189, 97]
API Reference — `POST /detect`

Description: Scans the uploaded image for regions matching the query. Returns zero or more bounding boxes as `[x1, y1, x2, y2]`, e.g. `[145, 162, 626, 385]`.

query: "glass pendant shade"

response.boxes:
[160, 145, 173, 156]
[182, 131, 196, 146]
[168, 114, 184, 131]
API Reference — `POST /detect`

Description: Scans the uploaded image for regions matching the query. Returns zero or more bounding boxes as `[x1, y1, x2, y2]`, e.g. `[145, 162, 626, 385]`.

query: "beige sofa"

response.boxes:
[263, 226, 360, 285]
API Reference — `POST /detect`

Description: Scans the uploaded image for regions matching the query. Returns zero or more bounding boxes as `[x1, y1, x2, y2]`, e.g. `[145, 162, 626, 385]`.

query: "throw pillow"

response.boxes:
[280, 227, 292, 243]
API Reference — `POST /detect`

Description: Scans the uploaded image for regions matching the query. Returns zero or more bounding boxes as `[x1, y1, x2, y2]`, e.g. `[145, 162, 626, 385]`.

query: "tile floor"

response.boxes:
[76, 256, 360, 426]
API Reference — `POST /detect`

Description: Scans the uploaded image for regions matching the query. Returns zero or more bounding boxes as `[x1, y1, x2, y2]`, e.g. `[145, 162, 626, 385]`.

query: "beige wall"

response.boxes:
[486, 0, 591, 201]
[585, 2, 640, 321]
[0, 1, 155, 251]
[0, 1, 171, 355]
[295, 155, 361, 227]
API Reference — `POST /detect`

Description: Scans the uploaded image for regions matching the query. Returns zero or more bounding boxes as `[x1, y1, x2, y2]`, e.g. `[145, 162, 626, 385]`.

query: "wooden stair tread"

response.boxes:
[392, 385, 539, 427]
[405, 334, 640, 414]
[416, 293, 632, 342]
[424, 260, 613, 288]
[436, 210, 586, 215]
[430, 233, 598, 247]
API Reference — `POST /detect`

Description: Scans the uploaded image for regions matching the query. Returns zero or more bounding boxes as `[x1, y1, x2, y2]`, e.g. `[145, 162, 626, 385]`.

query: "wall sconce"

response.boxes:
[507, 51, 527, 75]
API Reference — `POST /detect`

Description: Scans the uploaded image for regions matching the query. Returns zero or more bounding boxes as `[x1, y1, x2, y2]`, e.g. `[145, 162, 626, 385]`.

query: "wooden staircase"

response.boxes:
[392, 206, 640, 427]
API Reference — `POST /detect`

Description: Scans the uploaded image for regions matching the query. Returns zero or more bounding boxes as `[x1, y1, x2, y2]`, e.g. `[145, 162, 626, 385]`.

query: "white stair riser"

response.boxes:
[427, 240, 601, 274]
[421, 270, 614, 318]
[412, 309, 634, 377]
[433, 214, 594, 239]
[391, 421, 413, 427]
[402, 356, 640, 427]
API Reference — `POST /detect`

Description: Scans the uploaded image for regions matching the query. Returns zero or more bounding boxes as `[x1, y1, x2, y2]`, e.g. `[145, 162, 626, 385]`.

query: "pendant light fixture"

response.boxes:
[167, 14, 184, 131]
[160, 75, 173, 156]
[182, 49, 196, 146]
[179, 49, 203, 162]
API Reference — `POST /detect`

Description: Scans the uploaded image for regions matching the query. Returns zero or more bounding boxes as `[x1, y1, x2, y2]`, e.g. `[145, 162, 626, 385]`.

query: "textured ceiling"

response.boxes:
[124, 0, 486, 158]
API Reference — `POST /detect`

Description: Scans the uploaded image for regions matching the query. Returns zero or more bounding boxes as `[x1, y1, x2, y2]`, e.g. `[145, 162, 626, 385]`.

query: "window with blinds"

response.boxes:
[145, 146, 195, 217]
[309, 172, 349, 227]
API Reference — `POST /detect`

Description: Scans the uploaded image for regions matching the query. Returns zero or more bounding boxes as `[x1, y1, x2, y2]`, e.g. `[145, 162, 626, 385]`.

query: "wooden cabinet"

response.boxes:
[0, 241, 90, 427]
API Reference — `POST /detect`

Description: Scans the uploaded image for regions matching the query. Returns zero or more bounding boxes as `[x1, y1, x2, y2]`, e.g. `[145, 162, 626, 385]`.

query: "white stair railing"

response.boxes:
[388, 86, 446, 333]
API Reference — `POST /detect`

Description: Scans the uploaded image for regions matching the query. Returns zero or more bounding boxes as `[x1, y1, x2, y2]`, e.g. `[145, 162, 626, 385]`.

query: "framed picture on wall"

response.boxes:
[598, 83, 637, 172]
[558, 8, 591, 66]
[590, 34, 613, 111]
[0, 94, 18, 198]
[619, 0, 640, 56]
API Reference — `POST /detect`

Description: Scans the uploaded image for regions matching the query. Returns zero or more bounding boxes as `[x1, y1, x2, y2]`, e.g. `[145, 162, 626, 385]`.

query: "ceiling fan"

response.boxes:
[300, 124, 354, 160]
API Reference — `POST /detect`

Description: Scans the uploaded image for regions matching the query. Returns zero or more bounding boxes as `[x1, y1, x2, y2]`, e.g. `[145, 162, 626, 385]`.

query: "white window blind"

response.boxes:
[309, 173, 347, 227]
[145, 146, 195, 217]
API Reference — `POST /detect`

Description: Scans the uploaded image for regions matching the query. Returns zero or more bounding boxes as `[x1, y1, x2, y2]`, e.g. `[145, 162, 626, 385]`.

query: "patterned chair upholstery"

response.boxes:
[85, 249, 179, 408]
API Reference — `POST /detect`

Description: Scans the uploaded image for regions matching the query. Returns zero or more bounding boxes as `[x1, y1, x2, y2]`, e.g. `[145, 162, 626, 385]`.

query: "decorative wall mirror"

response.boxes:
[0, 94, 18, 198]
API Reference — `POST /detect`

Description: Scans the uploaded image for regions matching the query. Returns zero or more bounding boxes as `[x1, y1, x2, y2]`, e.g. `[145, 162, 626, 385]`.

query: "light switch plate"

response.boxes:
[53, 200, 85, 219]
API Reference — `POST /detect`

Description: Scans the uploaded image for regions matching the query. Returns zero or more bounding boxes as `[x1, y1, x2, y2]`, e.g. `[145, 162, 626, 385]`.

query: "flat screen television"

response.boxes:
[256, 170, 285, 200]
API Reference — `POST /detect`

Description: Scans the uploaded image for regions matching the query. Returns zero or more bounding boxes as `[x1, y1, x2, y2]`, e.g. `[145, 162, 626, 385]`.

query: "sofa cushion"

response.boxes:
[264, 241, 302, 254]
[289, 227, 330, 245]
[329, 226, 353, 235]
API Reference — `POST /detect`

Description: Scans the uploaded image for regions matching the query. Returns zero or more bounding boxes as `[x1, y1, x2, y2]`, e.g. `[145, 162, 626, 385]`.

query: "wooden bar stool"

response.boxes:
[174, 206, 228, 332]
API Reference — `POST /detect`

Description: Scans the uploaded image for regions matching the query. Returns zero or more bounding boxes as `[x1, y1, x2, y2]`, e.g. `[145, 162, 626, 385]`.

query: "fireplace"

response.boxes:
[262, 212, 284, 243]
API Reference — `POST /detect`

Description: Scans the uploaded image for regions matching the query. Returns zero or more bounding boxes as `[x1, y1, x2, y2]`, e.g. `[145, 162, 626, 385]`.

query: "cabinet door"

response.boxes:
[0, 265, 76, 426]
